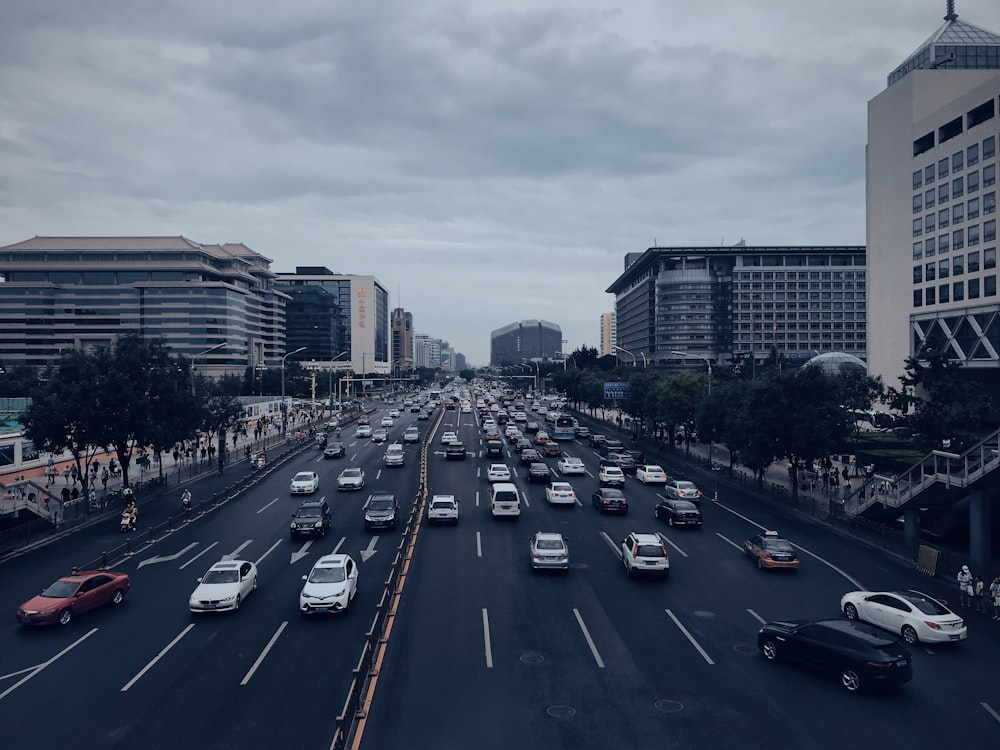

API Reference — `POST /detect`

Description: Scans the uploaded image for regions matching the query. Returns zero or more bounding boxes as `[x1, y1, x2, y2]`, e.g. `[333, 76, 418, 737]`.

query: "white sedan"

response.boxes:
[487, 464, 511, 482]
[557, 456, 586, 475]
[290, 471, 320, 494]
[841, 589, 967, 645]
[440, 431, 458, 444]
[299, 554, 358, 615]
[380, 416, 394, 427]
[337, 467, 366, 491]
[427, 494, 460, 524]
[190, 560, 258, 613]
[635, 464, 668, 484]
[355, 425, 373, 438]
[544, 481, 577, 505]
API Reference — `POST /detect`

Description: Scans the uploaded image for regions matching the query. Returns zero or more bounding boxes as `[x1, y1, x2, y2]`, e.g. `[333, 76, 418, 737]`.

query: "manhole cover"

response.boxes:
[692, 610, 715, 619]
[654, 699, 684, 714]
[546, 705, 577, 719]
[520, 652, 545, 664]
[734, 643, 758, 655]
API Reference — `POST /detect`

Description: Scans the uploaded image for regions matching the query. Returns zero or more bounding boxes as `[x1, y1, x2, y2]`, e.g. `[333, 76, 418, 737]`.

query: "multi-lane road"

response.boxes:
[1, 401, 999, 749]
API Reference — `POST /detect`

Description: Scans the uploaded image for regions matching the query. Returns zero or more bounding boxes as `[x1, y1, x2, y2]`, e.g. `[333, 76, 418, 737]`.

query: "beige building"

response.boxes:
[600, 311, 616, 357]
[867, 7, 1000, 392]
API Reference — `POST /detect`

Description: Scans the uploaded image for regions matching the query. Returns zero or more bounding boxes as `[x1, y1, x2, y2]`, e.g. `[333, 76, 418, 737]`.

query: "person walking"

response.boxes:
[974, 576, 987, 613]
[957, 565, 974, 608]
[991, 577, 1000, 620]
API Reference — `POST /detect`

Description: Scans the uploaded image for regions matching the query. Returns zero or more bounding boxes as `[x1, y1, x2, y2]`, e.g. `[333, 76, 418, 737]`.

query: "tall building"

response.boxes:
[0, 235, 285, 376]
[600, 311, 616, 356]
[606, 245, 867, 368]
[867, 4, 1000, 394]
[274, 267, 390, 375]
[391, 308, 413, 372]
[490, 320, 563, 366]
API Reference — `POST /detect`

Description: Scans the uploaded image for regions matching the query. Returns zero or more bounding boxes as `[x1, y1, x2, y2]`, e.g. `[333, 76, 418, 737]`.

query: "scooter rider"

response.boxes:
[181, 489, 192, 511]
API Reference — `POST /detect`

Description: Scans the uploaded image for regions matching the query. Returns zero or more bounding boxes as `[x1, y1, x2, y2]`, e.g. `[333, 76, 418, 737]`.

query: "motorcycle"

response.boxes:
[120, 511, 136, 533]
[252, 455, 266, 471]
[181, 492, 192, 512]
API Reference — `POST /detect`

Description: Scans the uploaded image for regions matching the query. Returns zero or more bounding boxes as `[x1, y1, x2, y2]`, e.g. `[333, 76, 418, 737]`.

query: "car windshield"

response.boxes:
[202, 569, 239, 584]
[762, 538, 794, 553]
[296, 508, 322, 518]
[369, 498, 394, 510]
[42, 580, 80, 598]
[637, 544, 665, 557]
[342, 469, 361, 478]
[308, 566, 346, 583]
[293, 473, 314, 482]
[536, 539, 565, 550]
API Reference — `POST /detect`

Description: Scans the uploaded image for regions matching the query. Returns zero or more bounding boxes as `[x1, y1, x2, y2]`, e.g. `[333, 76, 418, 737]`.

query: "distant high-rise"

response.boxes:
[391, 308, 413, 372]
[600, 311, 616, 356]
[490, 320, 562, 366]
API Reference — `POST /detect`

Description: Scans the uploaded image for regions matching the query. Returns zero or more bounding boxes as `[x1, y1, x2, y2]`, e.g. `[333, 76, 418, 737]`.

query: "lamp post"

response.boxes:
[254, 362, 267, 397]
[639, 351, 648, 368]
[672, 350, 717, 500]
[305, 359, 322, 412]
[328, 351, 350, 409]
[281, 346, 307, 431]
[613, 344, 637, 367]
[191, 342, 228, 395]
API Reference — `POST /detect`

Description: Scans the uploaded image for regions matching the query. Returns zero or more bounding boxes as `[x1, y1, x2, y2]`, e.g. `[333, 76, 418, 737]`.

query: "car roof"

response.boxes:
[431, 494, 456, 502]
[209, 561, 243, 570]
[629, 533, 661, 543]
[314, 554, 350, 567]
[809, 619, 900, 646]
[598, 488, 624, 496]
[533, 532, 565, 542]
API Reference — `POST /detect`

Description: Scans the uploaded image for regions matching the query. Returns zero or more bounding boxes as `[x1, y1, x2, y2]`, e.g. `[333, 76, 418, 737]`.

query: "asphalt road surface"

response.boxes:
[2, 403, 999, 750]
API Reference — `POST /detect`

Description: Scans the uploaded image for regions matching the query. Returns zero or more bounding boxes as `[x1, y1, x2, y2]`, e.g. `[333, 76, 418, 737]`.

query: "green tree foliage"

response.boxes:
[0, 365, 42, 397]
[653, 373, 707, 450]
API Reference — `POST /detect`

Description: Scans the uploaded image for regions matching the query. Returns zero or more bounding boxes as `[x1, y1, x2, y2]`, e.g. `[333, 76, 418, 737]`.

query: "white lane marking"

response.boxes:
[138, 542, 200, 569]
[599, 531, 622, 558]
[482, 608, 494, 668]
[1, 628, 98, 701]
[665, 609, 715, 665]
[746, 608, 767, 625]
[716, 532, 743, 551]
[476, 531, 482, 558]
[585, 470, 595, 478]
[331, 536, 346, 554]
[180, 541, 219, 570]
[223, 540, 253, 560]
[512, 467, 520, 479]
[712, 502, 867, 590]
[657, 532, 688, 558]
[521, 491, 530, 508]
[573, 609, 605, 669]
[121, 624, 194, 692]
[476, 490, 480, 508]
[655, 493, 667, 501]
[982, 702, 1000, 724]
[0, 664, 39, 680]
[255, 539, 282, 567]
[360, 537, 379, 562]
[376, 469, 382, 480]
[257, 497, 279, 514]
[240, 621, 288, 685]
[290, 539, 314, 565]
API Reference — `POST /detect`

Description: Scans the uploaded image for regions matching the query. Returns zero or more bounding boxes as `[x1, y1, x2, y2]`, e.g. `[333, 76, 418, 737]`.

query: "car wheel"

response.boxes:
[58, 608, 73, 626]
[667, 516, 674, 527]
[844, 603, 859, 621]
[757, 556, 764, 569]
[901, 625, 919, 645]
[761, 639, 778, 661]
[112, 589, 125, 605]
[252, 576, 258, 591]
[840, 668, 862, 692]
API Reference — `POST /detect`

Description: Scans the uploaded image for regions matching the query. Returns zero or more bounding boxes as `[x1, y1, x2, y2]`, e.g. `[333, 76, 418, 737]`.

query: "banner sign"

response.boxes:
[604, 381, 628, 400]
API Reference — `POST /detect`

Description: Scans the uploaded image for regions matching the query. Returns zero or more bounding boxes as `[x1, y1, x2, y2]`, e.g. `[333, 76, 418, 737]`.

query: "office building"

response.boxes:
[606, 245, 866, 368]
[0, 235, 285, 376]
[867, 5, 1000, 393]
[391, 308, 413, 373]
[490, 320, 563, 367]
[600, 311, 616, 357]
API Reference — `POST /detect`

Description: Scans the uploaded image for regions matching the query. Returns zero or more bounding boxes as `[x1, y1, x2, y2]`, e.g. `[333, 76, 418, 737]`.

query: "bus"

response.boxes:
[551, 415, 576, 441]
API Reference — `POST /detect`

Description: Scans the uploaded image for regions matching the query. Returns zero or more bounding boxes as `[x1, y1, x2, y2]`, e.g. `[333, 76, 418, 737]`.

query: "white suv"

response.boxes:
[621, 532, 670, 578]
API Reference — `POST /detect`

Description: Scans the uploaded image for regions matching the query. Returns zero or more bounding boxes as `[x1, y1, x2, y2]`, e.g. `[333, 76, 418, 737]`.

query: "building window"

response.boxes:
[939, 284, 950, 303]
[986, 246, 996, 269]
[925, 214, 936, 233]
[953, 176, 965, 198]
[938, 259, 950, 279]
[913, 290, 923, 307]
[913, 219, 922, 237]
[953, 150, 965, 171]
[925, 262, 936, 281]
[939, 158, 950, 179]
[954, 229, 965, 250]
[954, 280, 964, 301]
[968, 170, 980, 193]
[926, 236, 937, 255]
[926, 287, 936, 305]
[986, 275, 997, 297]
[969, 197, 980, 219]
[913, 265, 923, 283]
[968, 142, 980, 166]
[969, 225, 980, 246]
[926, 164, 936, 184]
[913, 194, 923, 213]
[969, 278, 980, 298]
[984, 164, 996, 188]
[939, 233, 950, 253]
[938, 183, 950, 203]
[913, 170, 923, 189]
[985, 135, 997, 160]
[953, 203, 965, 224]
[913, 242, 923, 260]
[968, 250, 980, 272]
[986, 220, 997, 243]
[953, 253, 964, 275]
[938, 208, 950, 229]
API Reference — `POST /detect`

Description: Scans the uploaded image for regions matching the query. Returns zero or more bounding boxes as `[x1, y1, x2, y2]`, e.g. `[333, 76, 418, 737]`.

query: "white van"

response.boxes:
[490, 482, 521, 519]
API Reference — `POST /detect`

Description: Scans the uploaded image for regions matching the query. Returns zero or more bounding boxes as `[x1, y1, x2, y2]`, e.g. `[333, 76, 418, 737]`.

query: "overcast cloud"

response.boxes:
[1, 0, 996, 364]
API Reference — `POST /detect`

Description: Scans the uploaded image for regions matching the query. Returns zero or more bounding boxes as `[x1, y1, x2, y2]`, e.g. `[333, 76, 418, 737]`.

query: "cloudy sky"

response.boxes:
[2, 0, 997, 364]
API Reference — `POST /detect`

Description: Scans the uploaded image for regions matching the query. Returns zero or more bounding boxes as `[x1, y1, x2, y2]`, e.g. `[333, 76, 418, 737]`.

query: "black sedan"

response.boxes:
[654, 498, 702, 528]
[519, 448, 542, 465]
[592, 488, 628, 514]
[757, 619, 912, 692]
[323, 441, 346, 459]
[527, 462, 551, 483]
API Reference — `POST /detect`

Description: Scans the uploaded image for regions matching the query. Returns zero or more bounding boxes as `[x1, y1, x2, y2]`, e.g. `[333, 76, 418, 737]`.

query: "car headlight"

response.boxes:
[220, 594, 237, 603]
[313, 521, 323, 528]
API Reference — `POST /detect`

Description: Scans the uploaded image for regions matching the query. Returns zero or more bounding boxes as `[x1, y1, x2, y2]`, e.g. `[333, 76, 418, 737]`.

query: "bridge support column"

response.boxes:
[903, 509, 921, 547]
[969, 489, 991, 567]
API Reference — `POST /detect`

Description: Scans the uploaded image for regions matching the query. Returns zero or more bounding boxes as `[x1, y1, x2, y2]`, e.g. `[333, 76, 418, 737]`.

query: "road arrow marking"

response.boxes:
[223, 539, 252, 561]
[360, 536, 378, 562]
[138, 542, 199, 569]
[291, 539, 314, 565]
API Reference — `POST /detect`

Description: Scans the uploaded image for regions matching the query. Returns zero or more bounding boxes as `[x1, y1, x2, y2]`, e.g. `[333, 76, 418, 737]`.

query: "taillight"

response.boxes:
[660, 544, 669, 557]
[924, 621, 942, 630]
[866, 661, 893, 668]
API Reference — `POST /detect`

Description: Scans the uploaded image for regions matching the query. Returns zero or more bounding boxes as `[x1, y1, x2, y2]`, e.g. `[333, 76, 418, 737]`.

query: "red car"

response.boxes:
[17, 570, 131, 626]
[541, 441, 562, 458]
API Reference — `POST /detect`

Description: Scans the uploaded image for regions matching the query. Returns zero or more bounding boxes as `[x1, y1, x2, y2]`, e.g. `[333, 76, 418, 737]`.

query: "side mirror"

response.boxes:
[301, 575, 307, 582]
[196, 577, 203, 583]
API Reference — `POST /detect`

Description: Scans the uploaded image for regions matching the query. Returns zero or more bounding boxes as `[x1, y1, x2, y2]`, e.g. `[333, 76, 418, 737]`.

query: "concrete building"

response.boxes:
[274, 267, 390, 377]
[391, 308, 413, 372]
[867, 4, 1000, 396]
[606, 245, 866, 369]
[490, 320, 563, 367]
[0, 235, 286, 377]
[600, 311, 616, 357]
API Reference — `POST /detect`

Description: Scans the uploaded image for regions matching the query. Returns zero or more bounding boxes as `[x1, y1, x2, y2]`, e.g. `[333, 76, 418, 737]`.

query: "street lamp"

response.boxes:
[254, 362, 267, 397]
[639, 351, 648, 369]
[191, 342, 228, 395]
[280, 347, 307, 430]
[613, 344, 637, 367]
[672, 350, 717, 500]
[329, 351, 350, 407]
[671, 351, 712, 394]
